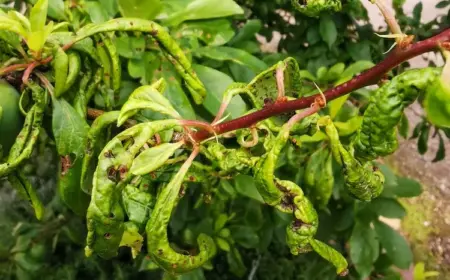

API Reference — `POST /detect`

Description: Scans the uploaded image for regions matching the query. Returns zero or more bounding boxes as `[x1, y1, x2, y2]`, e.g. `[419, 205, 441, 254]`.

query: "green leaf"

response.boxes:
[398, 113, 409, 139]
[234, 174, 264, 203]
[193, 46, 267, 72]
[192, 64, 247, 119]
[214, 214, 228, 232]
[227, 248, 246, 277]
[99, 0, 118, 17]
[174, 19, 235, 46]
[424, 76, 450, 128]
[418, 124, 430, 155]
[433, 133, 446, 162]
[310, 239, 348, 276]
[27, 21, 53, 51]
[413, 2, 423, 22]
[30, 0, 48, 32]
[164, 0, 244, 26]
[340, 61, 375, 81]
[114, 35, 146, 59]
[319, 14, 337, 48]
[26, 0, 66, 20]
[350, 222, 379, 278]
[228, 19, 261, 45]
[118, 79, 181, 126]
[326, 63, 345, 81]
[47, 32, 99, 61]
[118, 0, 162, 20]
[368, 198, 406, 219]
[334, 116, 363, 136]
[374, 220, 413, 269]
[436, 1, 450, 8]
[215, 237, 231, 252]
[130, 142, 184, 175]
[84, 1, 110, 23]
[52, 47, 68, 98]
[52, 98, 89, 158]
[229, 225, 259, 249]
[394, 177, 422, 198]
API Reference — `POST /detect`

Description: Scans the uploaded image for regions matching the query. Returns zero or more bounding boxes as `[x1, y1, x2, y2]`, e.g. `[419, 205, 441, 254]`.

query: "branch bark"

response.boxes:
[192, 28, 450, 142]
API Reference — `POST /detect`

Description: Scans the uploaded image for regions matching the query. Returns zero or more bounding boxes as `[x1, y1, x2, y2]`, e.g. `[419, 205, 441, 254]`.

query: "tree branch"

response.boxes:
[192, 28, 450, 142]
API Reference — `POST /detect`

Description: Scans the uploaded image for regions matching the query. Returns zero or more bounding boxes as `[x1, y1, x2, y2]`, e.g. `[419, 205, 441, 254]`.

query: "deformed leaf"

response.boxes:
[47, 32, 99, 61]
[52, 98, 89, 158]
[118, 79, 181, 126]
[310, 239, 348, 276]
[119, 222, 143, 259]
[130, 142, 184, 175]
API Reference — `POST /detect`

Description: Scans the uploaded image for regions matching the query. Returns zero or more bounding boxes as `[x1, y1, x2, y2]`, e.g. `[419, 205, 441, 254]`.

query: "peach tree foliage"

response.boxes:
[0, 0, 449, 279]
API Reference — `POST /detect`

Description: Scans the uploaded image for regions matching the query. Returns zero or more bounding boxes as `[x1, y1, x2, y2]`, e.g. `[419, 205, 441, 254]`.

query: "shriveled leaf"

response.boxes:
[52, 98, 89, 158]
[120, 222, 143, 259]
[118, 79, 181, 126]
[130, 142, 184, 175]
[350, 222, 379, 278]
[310, 239, 348, 276]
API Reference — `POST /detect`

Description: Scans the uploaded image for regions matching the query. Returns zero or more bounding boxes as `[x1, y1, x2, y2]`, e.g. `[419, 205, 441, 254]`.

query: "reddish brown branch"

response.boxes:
[193, 28, 450, 142]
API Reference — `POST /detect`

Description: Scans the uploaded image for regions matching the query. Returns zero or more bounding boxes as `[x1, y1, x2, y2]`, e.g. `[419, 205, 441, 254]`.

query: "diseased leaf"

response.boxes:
[47, 32, 99, 61]
[52, 98, 89, 158]
[350, 222, 379, 278]
[118, 79, 181, 126]
[130, 142, 184, 175]
[310, 239, 348, 275]
[398, 113, 409, 139]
